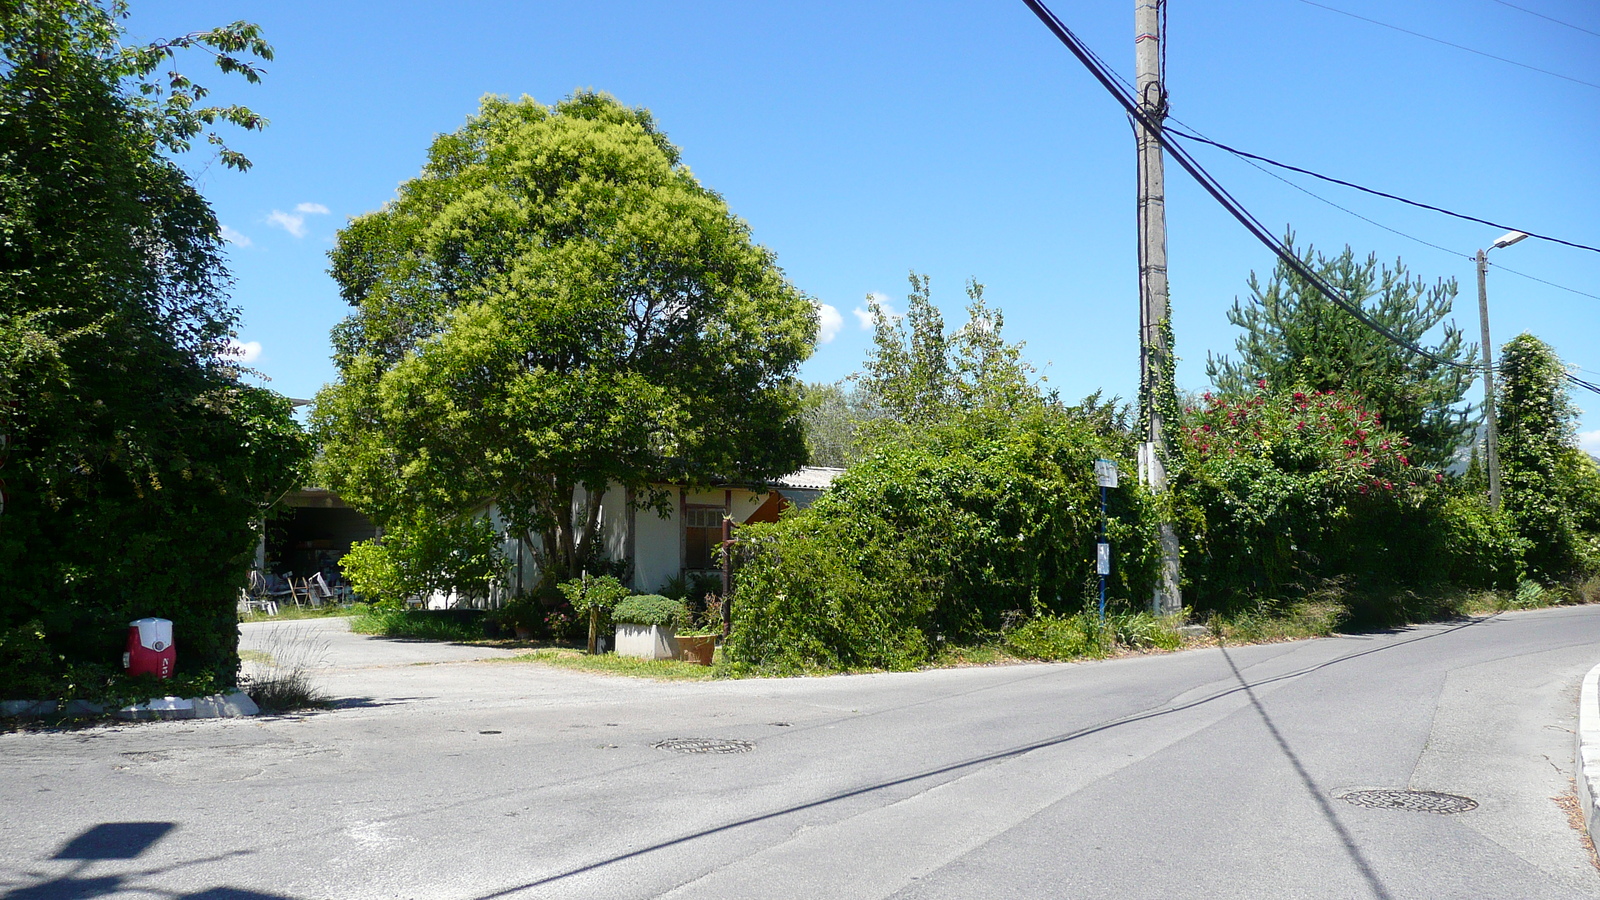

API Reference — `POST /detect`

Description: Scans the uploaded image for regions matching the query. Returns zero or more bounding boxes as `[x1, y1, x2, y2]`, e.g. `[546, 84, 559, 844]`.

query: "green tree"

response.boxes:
[798, 380, 878, 468]
[726, 283, 1159, 672]
[1206, 237, 1477, 467]
[858, 274, 1044, 439]
[0, 1, 302, 695]
[1496, 334, 1597, 581]
[314, 92, 817, 580]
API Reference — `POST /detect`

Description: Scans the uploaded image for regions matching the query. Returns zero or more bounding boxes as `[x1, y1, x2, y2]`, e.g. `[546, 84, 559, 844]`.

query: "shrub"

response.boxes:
[1004, 615, 1103, 661]
[725, 514, 932, 673]
[342, 514, 506, 609]
[558, 575, 631, 652]
[612, 595, 688, 629]
[348, 608, 487, 642]
[1176, 385, 1509, 619]
[726, 401, 1160, 672]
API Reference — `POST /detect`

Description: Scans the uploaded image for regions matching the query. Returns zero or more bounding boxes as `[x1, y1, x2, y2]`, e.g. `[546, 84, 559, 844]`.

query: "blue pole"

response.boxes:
[1099, 484, 1107, 621]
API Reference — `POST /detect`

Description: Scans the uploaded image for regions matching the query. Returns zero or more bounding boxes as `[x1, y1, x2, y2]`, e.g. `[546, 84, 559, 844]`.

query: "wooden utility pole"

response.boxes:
[1135, 0, 1181, 615]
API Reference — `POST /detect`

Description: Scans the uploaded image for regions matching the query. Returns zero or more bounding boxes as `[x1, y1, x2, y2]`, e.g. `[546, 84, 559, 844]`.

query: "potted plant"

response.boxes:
[494, 595, 545, 641]
[673, 593, 723, 666]
[559, 574, 631, 654]
[611, 594, 688, 660]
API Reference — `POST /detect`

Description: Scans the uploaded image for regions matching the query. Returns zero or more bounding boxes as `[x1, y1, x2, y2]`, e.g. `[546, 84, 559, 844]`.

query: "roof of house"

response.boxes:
[774, 466, 845, 491]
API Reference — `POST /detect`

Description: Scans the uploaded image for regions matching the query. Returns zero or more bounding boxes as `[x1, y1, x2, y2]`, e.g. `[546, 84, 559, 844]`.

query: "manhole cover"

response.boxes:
[653, 738, 754, 754]
[1338, 790, 1477, 814]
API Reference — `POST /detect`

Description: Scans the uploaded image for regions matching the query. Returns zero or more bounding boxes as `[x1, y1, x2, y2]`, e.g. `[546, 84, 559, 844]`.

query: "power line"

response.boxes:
[1166, 127, 1600, 300]
[1492, 263, 1600, 302]
[1208, 139, 1473, 261]
[1164, 127, 1600, 256]
[1488, 0, 1600, 40]
[1567, 372, 1600, 397]
[1021, 0, 1484, 374]
[1295, 0, 1600, 91]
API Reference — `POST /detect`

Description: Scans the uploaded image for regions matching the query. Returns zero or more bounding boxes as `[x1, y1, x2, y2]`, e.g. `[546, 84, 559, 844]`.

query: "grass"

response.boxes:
[240, 602, 364, 624]
[240, 624, 333, 712]
[504, 647, 721, 681]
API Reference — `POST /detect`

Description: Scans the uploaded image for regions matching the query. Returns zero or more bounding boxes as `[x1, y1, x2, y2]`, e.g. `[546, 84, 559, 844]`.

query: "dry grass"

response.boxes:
[240, 625, 333, 712]
[1552, 782, 1600, 873]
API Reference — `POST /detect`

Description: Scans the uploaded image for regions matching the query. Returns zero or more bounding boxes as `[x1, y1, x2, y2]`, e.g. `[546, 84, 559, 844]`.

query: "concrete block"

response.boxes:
[615, 623, 679, 660]
[113, 696, 195, 721]
[191, 691, 259, 718]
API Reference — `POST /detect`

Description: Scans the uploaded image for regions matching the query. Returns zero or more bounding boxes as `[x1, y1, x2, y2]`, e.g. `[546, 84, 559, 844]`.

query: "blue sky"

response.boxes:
[126, 1, 1600, 453]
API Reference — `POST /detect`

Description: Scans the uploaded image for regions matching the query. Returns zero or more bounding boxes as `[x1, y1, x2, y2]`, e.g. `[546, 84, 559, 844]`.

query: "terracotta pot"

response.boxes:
[514, 625, 534, 640]
[676, 634, 716, 666]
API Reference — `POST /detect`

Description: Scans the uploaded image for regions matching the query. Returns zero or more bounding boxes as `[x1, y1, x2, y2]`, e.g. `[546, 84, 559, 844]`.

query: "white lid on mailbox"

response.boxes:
[130, 617, 173, 652]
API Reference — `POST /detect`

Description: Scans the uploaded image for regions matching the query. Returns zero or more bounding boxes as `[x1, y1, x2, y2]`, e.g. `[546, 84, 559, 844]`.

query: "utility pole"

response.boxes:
[1135, 0, 1181, 615]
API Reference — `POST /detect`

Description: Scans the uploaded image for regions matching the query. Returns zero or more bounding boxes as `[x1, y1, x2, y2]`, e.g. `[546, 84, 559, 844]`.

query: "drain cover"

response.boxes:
[653, 738, 754, 754]
[1338, 790, 1477, 814]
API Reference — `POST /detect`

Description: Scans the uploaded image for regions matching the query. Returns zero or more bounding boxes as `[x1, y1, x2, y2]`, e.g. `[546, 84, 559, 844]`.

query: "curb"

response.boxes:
[0, 691, 258, 721]
[1578, 662, 1600, 846]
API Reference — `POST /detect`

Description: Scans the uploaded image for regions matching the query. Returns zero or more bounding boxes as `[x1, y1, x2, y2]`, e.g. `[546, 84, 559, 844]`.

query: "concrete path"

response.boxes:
[3, 607, 1599, 899]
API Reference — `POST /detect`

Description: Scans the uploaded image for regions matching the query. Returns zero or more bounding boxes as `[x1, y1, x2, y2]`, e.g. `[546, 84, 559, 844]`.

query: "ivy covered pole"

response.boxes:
[1135, 0, 1182, 615]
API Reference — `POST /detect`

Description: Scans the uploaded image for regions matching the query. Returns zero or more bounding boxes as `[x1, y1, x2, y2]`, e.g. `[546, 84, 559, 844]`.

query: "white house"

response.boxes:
[495, 466, 844, 599]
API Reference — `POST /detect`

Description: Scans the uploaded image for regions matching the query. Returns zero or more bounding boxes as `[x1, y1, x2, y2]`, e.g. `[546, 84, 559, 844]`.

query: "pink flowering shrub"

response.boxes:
[1177, 385, 1520, 621]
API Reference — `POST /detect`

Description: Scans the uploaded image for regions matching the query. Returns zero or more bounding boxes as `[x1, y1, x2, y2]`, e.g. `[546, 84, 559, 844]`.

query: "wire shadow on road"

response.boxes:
[1220, 643, 1396, 900]
[467, 616, 1487, 898]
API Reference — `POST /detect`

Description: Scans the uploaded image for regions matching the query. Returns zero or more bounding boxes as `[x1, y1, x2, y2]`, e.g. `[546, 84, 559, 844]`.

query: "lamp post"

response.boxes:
[1476, 229, 1528, 510]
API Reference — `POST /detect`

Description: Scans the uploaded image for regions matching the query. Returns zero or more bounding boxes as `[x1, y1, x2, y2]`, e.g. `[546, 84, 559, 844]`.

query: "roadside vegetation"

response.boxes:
[6, 9, 1596, 703]
[0, 3, 303, 706]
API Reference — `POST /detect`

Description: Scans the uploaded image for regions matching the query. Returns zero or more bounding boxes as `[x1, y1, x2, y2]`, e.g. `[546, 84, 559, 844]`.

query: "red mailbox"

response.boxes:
[123, 618, 174, 679]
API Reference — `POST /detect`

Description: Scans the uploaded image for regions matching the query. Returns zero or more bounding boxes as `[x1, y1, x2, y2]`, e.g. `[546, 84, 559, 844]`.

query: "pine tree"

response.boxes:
[1207, 236, 1476, 467]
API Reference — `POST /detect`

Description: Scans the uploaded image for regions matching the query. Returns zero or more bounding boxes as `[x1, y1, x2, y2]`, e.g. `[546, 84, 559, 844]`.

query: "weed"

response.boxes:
[240, 625, 332, 712]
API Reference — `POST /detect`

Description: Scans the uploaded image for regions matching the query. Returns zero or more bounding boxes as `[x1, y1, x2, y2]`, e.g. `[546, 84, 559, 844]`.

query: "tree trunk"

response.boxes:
[587, 607, 598, 655]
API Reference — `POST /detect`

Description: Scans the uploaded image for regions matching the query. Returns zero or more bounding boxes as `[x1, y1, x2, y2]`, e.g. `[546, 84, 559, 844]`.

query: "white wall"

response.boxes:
[485, 482, 782, 598]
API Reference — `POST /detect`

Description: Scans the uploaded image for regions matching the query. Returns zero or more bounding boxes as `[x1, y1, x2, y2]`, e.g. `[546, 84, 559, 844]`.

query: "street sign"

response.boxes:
[1094, 458, 1119, 488]
[1097, 541, 1111, 576]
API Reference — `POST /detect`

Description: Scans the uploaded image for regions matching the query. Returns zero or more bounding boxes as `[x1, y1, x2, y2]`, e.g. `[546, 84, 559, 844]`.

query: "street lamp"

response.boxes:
[1476, 230, 1528, 509]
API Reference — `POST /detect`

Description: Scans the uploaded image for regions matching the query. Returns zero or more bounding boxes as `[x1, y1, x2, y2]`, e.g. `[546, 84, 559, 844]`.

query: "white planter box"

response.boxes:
[615, 623, 679, 660]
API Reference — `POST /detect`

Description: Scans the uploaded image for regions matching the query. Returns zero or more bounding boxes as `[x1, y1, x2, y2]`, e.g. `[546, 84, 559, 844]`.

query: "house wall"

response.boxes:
[631, 498, 679, 594]
[484, 482, 784, 599]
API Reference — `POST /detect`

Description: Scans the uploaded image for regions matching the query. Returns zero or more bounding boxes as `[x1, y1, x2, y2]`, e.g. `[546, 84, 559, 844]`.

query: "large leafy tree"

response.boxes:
[1206, 238, 1477, 467]
[0, 1, 303, 694]
[1496, 334, 1599, 581]
[314, 93, 817, 578]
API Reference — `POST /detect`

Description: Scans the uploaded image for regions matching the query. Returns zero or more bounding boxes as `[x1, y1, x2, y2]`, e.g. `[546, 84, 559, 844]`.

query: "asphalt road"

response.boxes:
[3, 608, 1599, 899]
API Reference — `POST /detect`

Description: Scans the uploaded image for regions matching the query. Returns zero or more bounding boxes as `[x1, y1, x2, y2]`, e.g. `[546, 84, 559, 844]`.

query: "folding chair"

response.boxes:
[242, 571, 279, 616]
[308, 572, 338, 607]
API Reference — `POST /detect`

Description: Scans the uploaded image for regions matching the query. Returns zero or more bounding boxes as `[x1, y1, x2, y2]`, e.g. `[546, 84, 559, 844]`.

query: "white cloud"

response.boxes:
[266, 210, 307, 238]
[219, 338, 262, 363]
[852, 292, 897, 329]
[1580, 429, 1600, 457]
[265, 202, 330, 238]
[219, 224, 252, 247]
[815, 303, 843, 344]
